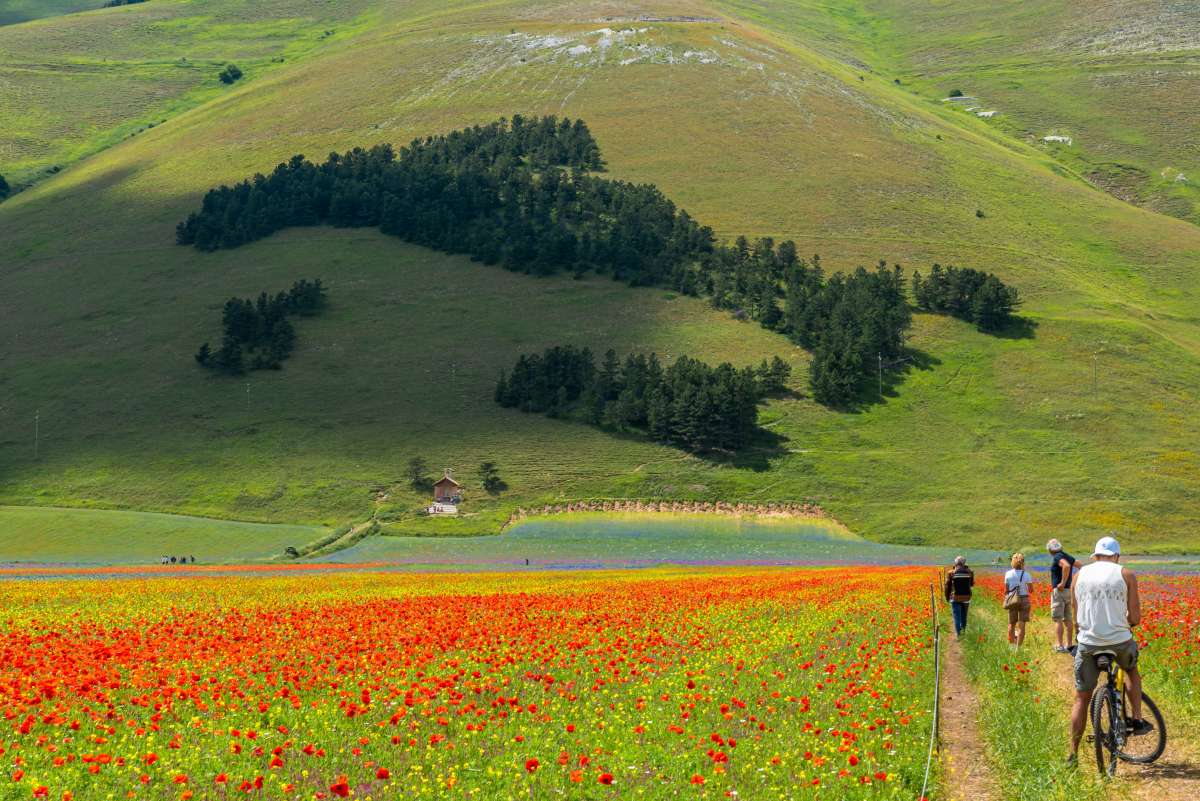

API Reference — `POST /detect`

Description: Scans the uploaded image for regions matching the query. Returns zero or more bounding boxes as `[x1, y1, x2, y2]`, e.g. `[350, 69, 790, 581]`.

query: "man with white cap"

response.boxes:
[1067, 534, 1153, 764]
[1046, 538, 1077, 653]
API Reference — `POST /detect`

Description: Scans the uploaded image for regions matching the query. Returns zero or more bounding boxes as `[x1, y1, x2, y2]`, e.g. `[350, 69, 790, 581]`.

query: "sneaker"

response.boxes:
[1128, 719, 1155, 736]
[1054, 646, 1067, 653]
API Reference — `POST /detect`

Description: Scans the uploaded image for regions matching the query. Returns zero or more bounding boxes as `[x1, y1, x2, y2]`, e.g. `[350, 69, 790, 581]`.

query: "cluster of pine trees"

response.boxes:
[701, 241, 911, 405]
[0, 174, 9, 201]
[195, 279, 326, 374]
[911, 264, 1020, 332]
[176, 116, 712, 287]
[494, 346, 791, 452]
[785, 259, 910, 405]
[178, 116, 1021, 406]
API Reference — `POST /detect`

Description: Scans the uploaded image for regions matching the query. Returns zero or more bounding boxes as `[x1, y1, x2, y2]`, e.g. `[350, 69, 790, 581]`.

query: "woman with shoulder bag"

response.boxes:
[1004, 553, 1035, 649]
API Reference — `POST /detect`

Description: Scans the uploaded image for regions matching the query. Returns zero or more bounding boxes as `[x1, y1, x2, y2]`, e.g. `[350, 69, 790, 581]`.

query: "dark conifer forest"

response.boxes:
[495, 346, 791, 452]
[911, 264, 1020, 332]
[195, 279, 326, 374]
[179, 116, 1017, 405]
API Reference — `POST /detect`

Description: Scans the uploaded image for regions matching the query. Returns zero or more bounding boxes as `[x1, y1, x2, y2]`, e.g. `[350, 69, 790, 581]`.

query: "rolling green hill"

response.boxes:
[717, 0, 1200, 223]
[0, 0, 96, 27]
[2, 0, 1198, 554]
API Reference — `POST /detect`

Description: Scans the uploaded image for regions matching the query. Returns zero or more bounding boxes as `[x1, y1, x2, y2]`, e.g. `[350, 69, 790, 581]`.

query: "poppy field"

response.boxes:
[1, 568, 936, 800]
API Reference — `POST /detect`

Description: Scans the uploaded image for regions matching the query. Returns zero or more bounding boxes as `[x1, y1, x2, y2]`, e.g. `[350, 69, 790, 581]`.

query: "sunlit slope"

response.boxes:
[0, 0, 382, 186]
[716, 0, 1200, 223]
[1, 0, 1198, 550]
[0, 0, 94, 27]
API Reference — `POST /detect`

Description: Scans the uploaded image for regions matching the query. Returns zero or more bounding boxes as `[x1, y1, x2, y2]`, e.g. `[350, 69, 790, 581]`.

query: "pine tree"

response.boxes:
[407, 457, 429, 491]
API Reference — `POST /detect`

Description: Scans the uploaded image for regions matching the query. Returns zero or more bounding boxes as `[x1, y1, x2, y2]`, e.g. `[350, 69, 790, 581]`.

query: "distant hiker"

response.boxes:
[1068, 535, 1153, 765]
[944, 556, 975, 638]
[1004, 553, 1034, 649]
[1047, 539, 1077, 653]
[170, 556, 177, 564]
[190, 555, 195, 564]
[524, 558, 529, 566]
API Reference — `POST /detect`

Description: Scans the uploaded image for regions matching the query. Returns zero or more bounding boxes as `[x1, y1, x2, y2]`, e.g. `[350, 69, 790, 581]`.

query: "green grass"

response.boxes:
[1, 0, 1199, 553]
[0, 505, 328, 563]
[0, 0, 382, 186]
[956, 597, 1106, 801]
[0, 0, 95, 27]
[714, 0, 1200, 224]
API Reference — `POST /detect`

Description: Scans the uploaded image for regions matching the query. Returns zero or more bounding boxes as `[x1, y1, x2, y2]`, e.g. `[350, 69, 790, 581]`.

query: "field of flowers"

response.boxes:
[1, 568, 936, 800]
[976, 569, 1200, 723]
[1132, 574, 1200, 717]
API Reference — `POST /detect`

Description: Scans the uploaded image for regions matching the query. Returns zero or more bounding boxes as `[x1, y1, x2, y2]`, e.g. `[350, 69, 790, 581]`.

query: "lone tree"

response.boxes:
[478, 461, 503, 494]
[407, 456, 430, 491]
[218, 63, 243, 84]
[948, 88, 964, 98]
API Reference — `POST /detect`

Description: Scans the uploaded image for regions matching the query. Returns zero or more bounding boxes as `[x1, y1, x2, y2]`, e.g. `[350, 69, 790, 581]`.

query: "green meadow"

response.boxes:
[716, 0, 1200, 224]
[0, 505, 326, 563]
[1, 0, 1199, 558]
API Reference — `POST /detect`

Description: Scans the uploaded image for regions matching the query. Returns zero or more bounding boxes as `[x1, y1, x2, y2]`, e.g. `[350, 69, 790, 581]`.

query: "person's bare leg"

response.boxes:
[1016, 621, 1026, 647]
[1070, 689, 1092, 754]
[1055, 619, 1065, 648]
[1126, 667, 1143, 720]
[1067, 608, 1076, 647]
[1008, 621, 1017, 644]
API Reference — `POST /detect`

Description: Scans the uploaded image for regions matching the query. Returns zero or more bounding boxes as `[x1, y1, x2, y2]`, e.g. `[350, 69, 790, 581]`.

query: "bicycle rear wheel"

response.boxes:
[1117, 690, 1167, 764]
[1092, 685, 1120, 777]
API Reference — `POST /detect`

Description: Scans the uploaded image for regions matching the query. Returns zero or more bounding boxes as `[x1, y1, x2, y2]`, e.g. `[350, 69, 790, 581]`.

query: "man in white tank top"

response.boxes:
[1068, 535, 1152, 763]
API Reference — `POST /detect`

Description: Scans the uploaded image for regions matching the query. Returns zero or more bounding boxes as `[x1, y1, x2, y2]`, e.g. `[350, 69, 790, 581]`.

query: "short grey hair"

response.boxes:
[954, 555, 966, 566]
[1047, 538, 1062, 552]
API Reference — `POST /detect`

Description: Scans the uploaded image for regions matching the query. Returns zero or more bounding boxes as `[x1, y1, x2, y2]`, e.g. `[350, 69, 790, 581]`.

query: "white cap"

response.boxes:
[1094, 536, 1120, 557]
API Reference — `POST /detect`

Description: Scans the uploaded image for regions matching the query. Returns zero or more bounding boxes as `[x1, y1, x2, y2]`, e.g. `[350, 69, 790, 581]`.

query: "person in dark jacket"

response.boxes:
[944, 555, 975, 638]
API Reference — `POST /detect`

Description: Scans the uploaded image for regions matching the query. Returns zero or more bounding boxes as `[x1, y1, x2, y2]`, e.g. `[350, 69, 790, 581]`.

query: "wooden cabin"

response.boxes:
[433, 472, 462, 504]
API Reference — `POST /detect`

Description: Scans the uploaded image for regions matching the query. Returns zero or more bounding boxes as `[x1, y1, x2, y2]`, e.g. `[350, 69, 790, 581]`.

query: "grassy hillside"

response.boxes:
[0, 0, 95, 27]
[2, 0, 1199, 553]
[0, 505, 326, 564]
[0, 0, 379, 187]
[716, 0, 1200, 223]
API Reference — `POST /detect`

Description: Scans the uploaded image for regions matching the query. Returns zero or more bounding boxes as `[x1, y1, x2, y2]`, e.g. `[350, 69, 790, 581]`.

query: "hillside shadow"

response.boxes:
[825, 346, 942, 413]
[725, 427, 789, 471]
[989, 315, 1038, 340]
[585, 419, 788, 471]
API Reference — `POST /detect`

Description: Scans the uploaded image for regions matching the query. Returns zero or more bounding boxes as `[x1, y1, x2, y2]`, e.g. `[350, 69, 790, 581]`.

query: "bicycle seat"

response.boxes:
[1093, 650, 1117, 670]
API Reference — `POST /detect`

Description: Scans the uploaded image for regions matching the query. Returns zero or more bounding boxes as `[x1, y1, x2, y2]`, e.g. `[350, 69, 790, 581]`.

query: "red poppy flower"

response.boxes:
[525, 758, 539, 773]
[598, 773, 614, 785]
[376, 768, 390, 780]
[330, 781, 350, 798]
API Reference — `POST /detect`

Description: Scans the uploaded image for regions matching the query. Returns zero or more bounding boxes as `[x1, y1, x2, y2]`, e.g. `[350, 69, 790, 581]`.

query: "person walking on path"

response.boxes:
[1067, 535, 1153, 764]
[944, 555, 975, 639]
[1047, 539, 1078, 653]
[1004, 553, 1034, 649]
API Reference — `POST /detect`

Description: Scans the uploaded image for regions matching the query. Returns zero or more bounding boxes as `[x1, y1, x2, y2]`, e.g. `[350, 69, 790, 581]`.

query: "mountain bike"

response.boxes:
[1089, 650, 1167, 776]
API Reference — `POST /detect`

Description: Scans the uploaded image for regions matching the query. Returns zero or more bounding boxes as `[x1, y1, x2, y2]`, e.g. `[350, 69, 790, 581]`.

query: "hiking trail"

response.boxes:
[939, 634, 1001, 801]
